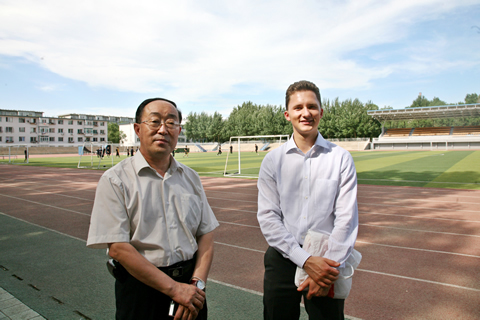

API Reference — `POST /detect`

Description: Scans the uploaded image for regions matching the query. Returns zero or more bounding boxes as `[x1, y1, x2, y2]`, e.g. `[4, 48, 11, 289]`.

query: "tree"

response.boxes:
[107, 122, 125, 143]
[465, 93, 479, 104]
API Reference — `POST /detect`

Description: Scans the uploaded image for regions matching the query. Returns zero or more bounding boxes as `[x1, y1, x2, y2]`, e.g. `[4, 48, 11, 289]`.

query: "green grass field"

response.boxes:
[1, 150, 479, 190]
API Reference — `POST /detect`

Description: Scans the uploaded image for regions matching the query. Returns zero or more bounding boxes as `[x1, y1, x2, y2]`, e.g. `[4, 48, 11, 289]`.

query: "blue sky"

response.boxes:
[1, 0, 479, 119]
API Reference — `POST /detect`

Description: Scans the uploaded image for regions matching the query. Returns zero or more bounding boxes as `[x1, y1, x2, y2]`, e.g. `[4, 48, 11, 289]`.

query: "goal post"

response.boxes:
[223, 135, 289, 178]
[0, 145, 29, 164]
[78, 142, 117, 169]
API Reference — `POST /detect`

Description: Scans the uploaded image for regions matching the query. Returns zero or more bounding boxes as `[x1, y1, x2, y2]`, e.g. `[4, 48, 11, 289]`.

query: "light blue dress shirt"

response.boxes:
[257, 132, 358, 268]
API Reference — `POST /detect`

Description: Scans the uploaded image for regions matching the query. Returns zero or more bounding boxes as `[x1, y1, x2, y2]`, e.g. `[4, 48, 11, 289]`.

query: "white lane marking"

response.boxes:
[358, 202, 479, 213]
[360, 211, 480, 223]
[357, 269, 480, 292]
[356, 240, 480, 259]
[360, 223, 480, 238]
[217, 220, 260, 228]
[0, 185, 93, 201]
[214, 241, 265, 253]
[0, 194, 90, 217]
[0, 212, 86, 242]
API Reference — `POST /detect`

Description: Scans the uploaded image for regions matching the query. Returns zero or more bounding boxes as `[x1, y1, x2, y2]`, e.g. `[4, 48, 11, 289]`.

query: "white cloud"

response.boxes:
[0, 0, 478, 111]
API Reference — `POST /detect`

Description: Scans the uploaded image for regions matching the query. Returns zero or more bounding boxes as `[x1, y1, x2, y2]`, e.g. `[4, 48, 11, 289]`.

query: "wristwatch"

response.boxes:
[190, 277, 206, 291]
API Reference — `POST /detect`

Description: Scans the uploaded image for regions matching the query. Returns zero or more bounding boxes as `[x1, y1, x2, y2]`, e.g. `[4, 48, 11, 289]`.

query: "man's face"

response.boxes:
[134, 100, 181, 158]
[284, 90, 323, 137]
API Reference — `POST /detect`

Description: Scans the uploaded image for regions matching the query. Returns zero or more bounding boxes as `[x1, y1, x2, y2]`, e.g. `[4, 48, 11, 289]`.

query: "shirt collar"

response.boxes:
[286, 131, 331, 153]
[133, 151, 182, 175]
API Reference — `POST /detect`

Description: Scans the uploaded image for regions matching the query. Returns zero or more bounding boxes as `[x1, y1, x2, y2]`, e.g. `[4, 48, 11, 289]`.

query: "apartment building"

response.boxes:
[0, 109, 134, 146]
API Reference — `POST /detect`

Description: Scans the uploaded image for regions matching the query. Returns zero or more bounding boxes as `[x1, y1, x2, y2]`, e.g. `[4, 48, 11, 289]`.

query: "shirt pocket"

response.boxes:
[314, 179, 338, 214]
[177, 194, 202, 232]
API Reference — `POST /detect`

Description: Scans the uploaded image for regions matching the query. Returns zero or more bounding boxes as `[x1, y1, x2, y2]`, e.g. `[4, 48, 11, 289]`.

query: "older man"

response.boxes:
[87, 98, 218, 320]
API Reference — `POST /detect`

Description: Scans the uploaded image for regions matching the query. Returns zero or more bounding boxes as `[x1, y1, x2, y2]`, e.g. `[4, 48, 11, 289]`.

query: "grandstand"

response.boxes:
[368, 103, 480, 150]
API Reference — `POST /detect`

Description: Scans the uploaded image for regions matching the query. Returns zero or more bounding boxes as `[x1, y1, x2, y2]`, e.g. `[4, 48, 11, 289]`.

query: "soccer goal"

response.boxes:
[223, 135, 289, 178]
[0, 145, 29, 164]
[78, 142, 118, 169]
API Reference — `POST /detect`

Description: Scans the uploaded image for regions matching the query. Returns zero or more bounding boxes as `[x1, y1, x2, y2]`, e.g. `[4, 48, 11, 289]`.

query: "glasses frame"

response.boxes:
[140, 119, 180, 130]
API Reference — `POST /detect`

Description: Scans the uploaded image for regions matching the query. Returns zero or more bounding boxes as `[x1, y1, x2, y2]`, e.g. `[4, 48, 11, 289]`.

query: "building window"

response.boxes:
[68, 137, 74, 143]
[58, 128, 63, 133]
[19, 118, 25, 123]
[31, 128, 37, 133]
[77, 121, 83, 125]
[0, 127, 2, 133]
[100, 122, 105, 126]
[100, 138, 105, 142]
[6, 127, 13, 133]
[49, 137, 55, 142]
[68, 129, 73, 134]
[19, 127, 25, 132]
[68, 120, 73, 125]
[19, 137, 25, 142]
[6, 137, 14, 143]
[58, 119, 63, 125]
[49, 128, 55, 133]
[100, 130, 105, 134]
[78, 129, 83, 134]
[40, 136, 49, 142]
[30, 137, 37, 143]
[93, 129, 98, 134]
[92, 137, 98, 142]
[78, 137, 83, 142]
[58, 137, 64, 142]
[5, 117, 13, 122]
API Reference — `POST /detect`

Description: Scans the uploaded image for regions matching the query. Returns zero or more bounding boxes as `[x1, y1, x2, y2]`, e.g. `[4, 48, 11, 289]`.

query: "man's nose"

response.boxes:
[157, 123, 169, 134]
[301, 106, 311, 117]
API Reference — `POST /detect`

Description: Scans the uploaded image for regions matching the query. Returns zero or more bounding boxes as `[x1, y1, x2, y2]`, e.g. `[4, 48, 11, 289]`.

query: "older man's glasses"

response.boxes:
[141, 119, 180, 129]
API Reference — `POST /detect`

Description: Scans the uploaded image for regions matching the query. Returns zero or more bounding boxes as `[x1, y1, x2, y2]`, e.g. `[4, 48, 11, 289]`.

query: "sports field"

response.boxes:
[1, 149, 479, 319]
[3, 149, 479, 189]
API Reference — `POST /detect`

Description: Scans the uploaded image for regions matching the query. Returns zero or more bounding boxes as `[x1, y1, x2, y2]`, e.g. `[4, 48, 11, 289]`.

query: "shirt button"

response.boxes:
[305, 196, 308, 199]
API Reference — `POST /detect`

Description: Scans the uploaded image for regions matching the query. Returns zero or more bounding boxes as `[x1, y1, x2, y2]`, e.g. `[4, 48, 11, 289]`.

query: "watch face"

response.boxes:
[196, 279, 206, 290]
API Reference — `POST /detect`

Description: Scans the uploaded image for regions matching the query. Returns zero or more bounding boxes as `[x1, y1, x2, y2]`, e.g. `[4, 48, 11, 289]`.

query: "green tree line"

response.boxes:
[182, 93, 480, 142]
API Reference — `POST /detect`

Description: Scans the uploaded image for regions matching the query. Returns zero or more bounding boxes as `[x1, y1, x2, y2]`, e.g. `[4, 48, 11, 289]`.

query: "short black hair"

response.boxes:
[285, 80, 321, 110]
[135, 98, 182, 124]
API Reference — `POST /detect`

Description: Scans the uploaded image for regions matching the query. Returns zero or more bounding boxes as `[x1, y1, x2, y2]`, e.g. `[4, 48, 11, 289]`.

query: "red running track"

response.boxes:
[0, 165, 479, 319]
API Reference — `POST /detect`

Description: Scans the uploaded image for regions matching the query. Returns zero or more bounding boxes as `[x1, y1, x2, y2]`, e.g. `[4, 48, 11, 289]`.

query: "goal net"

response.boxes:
[78, 142, 121, 169]
[223, 135, 289, 178]
[0, 145, 29, 164]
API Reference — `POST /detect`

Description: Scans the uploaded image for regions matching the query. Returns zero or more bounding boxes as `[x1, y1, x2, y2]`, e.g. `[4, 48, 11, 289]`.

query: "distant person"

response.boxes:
[216, 145, 222, 156]
[116, 147, 120, 157]
[257, 80, 359, 319]
[87, 97, 218, 319]
[230, 145, 233, 154]
[184, 145, 189, 158]
[24, 149, 28, 162]
[255, 144, 258, 154]
[130, 147, 134, 157]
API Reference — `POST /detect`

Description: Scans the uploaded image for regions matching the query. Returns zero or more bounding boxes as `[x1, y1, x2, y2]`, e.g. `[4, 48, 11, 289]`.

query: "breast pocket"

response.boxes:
[314, 179, 338, 214]
[177, 194, 202, 232]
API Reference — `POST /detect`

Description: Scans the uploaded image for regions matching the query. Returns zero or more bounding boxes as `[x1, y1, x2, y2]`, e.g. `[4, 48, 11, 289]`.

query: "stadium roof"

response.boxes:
[367, 103, 480, 122]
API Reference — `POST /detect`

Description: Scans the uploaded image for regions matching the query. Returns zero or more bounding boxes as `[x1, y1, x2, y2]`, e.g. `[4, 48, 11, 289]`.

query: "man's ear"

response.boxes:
[319, 108, 324, 120]
[134, 123, 141, 137]
[284, 110, 291, 122]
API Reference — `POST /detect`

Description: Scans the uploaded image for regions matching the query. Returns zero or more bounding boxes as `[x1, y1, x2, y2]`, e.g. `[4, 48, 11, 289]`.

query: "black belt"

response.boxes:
[158, 257, 195, 279]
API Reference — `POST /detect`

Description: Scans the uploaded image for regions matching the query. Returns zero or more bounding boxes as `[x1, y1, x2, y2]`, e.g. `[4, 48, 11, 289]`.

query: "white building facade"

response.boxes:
[0, 109, 134, 147]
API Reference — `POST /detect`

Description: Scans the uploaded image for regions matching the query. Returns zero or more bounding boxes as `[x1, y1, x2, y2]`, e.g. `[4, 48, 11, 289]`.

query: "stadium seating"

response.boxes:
[383, 128, 413, 137]
[452, 125, 480, 135]
[411, 127, 452, 136]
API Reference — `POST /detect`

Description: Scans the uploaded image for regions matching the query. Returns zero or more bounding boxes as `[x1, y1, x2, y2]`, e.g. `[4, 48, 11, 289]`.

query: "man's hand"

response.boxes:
[171, 282, 205, 320]
[303, 256, 340, 288]
[297, 277, 331, 299]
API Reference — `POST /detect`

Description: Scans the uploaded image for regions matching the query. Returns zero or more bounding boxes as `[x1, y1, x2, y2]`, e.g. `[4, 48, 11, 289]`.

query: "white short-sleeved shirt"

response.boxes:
[87, 151, 219, 267]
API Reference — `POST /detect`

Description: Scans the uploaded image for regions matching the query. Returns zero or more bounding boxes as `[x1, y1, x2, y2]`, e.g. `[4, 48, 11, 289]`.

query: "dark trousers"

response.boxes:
[263, 247, 344, 320]
[114, 260, 208, 320]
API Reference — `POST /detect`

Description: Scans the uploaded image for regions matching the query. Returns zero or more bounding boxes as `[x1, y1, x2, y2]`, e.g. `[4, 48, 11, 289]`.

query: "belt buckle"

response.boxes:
[171, 266, 183, 278]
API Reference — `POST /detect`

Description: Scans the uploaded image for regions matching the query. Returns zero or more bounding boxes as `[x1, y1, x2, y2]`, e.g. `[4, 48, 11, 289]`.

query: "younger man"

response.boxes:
[257, 80, 358, 319]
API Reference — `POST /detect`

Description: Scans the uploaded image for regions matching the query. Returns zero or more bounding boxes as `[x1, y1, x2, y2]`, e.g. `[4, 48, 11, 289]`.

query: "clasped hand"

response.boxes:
[298, 256, 340, 299]
[171, 282, 206, 320]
